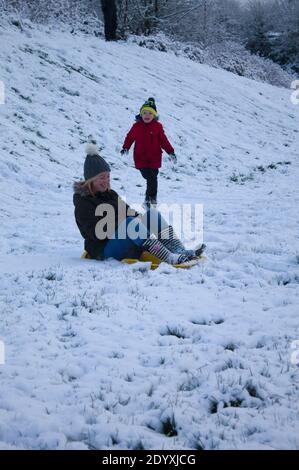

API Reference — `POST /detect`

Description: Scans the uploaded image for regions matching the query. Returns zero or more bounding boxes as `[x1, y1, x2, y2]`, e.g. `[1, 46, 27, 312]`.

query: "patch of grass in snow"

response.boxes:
[36, 130, 46, 139]
[21, 46, 101, 83]
[61, 326, 76, 339]
[223, 397, 244, 409]
[245, 381, 263, 400]
[90, 391, 105, 406]
[216, 358, 245, 372]
[214, 318, 225, 325]
[59, 86, 80, 97]
[230, 161, 292, 185]
[230, 171, 254, 184]
[11, 86, 32, 102]
[110, 432, 120, 446]
[191, 316, 224, 326]
[124, 373, 134, 382]
[255, 339, 266, 349]
[209, 398, 219, 414]
[259, 366, 271, 378]
[194, 440, 205, 451]
[224, 342, 238, 352]
[146, 384, 155, 397]
[256, 165, 266, 173]
[275, 273, 299, 286]
[276, 161, 291, 166]
[244, 425, 262, 437]
[119, 396, 131, 406]
[178, 375, 202, 392]
[160, 325, 187, 339]
[109, 350, 124, 359]
[131, 440, 145, 450]
[44, 271, 58, 281]
[69, 291, 111, 315]
[145, 414, 178, 437]
[190, 433, 206, 450]
[161, 415, 178, 437]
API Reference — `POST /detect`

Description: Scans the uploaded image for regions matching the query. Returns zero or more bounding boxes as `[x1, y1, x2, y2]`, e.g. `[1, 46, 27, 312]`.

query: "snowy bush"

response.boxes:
[128, 33, 294, 88]
[206, 41, 293, 88]
[0, 0, 103, 34]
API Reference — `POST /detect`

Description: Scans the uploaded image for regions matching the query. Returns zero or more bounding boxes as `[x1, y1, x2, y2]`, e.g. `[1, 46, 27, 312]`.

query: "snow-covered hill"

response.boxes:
[0, 19, 299, 450]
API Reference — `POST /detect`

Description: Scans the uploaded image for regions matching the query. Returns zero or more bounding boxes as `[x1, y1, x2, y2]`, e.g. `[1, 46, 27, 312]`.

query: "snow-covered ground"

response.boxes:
[0, 20, 299, 450]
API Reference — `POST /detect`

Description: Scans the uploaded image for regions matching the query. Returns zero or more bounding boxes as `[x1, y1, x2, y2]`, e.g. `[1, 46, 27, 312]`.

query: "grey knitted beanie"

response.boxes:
[84, 143, 111, 180]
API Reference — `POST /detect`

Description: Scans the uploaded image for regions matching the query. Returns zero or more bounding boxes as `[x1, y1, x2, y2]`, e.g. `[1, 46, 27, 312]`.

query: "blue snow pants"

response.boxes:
[103, 208, 168, 261]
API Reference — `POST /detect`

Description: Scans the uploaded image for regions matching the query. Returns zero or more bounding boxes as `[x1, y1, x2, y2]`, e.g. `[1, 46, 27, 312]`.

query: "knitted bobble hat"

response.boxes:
[140, 97, 158, 118]
[84, 142, 110, 180]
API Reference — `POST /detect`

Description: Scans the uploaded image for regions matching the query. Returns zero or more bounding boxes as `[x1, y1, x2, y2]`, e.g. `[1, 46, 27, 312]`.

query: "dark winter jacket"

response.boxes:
[122, 119, 174, 169]
[73, 182, 139, 260]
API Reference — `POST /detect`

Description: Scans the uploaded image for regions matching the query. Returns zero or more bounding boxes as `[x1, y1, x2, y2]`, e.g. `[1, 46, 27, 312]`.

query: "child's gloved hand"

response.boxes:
[169, 152, 177, 164]
[120, 148, 128, 155]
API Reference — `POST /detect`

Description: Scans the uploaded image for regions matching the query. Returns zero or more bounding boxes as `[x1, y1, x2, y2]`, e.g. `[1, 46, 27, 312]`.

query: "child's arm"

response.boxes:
[159, 124, 174, 155]
[122, 124, 137, 152]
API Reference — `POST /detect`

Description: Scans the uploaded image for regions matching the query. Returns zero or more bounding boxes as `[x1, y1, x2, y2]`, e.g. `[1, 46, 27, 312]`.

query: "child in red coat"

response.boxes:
[121, 97, 176, 207]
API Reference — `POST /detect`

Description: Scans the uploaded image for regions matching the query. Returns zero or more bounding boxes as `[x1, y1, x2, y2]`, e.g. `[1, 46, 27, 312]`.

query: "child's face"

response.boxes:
[141, 110, 155, 123]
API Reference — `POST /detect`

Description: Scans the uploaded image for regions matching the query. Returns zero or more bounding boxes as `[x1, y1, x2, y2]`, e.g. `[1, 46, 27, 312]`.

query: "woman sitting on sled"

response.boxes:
[73, 143, 204, 266]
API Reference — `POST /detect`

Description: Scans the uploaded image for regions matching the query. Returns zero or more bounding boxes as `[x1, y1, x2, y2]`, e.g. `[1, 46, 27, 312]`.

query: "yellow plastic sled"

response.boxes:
[81, 250, 206, 270]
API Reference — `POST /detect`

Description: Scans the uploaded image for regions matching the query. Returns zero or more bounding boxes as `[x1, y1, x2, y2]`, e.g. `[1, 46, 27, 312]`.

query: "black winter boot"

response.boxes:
[195, 243, 206, 257]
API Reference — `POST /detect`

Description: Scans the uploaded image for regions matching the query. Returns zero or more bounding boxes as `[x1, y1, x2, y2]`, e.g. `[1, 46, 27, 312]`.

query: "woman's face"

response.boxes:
[141, 110, 155, 123]
[93, 171, 110, 193]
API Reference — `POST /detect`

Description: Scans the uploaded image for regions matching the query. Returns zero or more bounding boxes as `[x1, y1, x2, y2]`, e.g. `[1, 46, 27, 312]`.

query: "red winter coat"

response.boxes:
[122, 120, 174, 169]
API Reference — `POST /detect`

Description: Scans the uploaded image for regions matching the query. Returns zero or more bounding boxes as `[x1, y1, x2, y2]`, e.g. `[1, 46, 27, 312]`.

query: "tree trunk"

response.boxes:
[101, 0, 117, 41]
[154, 0, 159, 17]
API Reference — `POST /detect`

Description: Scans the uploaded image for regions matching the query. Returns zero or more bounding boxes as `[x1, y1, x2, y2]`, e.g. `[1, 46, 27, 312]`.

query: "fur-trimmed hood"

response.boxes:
[73, 181, 90, 196]
[73, 181, 114, 198]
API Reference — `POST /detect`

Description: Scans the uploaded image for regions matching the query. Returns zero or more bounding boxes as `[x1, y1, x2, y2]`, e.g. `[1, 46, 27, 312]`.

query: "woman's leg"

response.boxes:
[104, 215, 174, 264]
[103, 217, 143, 260]
[104, 215, 196, 265]
[139, 207, 168, 237]
[140, 208, 199, 256]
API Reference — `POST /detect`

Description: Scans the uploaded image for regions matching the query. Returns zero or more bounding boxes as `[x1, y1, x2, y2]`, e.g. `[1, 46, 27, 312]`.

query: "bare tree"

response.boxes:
[101, 0, 117, 40]
[116, 0, 170, 36]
